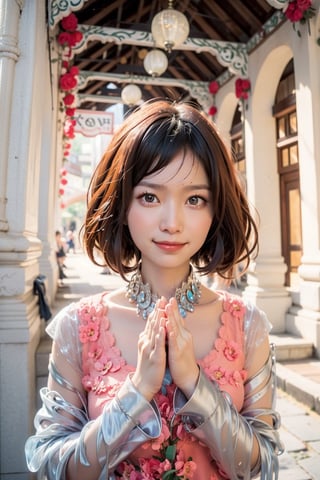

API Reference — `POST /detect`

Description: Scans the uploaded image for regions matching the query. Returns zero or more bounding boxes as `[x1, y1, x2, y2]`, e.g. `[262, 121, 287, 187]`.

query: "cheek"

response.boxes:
[127, 205, 151, 244]
[191, 214, 213, 247]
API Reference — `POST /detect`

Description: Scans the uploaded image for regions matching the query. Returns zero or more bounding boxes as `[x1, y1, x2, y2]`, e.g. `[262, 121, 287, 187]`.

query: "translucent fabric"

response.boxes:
[25, 292, 283, 479]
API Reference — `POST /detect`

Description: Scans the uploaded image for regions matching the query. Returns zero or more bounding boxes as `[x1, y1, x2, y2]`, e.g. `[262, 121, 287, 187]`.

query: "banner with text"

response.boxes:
[74, 110, 114, 137]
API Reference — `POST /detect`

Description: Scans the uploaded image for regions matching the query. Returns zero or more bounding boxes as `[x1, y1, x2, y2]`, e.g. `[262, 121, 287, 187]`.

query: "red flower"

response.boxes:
[209, 80, 220, 95]
[60, 177, 68, 185]
[208, 105, 217, 116]
[285, 0, 314, 23]
[241, 79, 251, 91]
[69, 66, 79, 76]
[59, 188, 64, 195]
[59, 72, 77, 91]
[65, 107, 75, 116]
[70, 30, 83, 46]
[297, 0, 312, 10]
[63, 93, 75, 106]
[285, 2, 304, 21]
[61, 13, 78, 32]
[235, 78, 251, 99]
[57, 31, 74, 47]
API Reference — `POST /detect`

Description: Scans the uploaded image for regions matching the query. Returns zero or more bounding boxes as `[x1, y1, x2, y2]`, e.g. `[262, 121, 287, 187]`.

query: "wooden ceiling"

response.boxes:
[64, 0, 281, 110]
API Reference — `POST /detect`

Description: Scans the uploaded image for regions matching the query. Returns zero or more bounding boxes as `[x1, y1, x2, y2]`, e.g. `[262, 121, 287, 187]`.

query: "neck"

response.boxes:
[126, 264, 201, 320]
[139, 264, 191, 299]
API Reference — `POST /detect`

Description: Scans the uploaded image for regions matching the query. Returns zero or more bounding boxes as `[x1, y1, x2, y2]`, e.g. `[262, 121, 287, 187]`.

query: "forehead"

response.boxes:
[142, 150, 208, 186]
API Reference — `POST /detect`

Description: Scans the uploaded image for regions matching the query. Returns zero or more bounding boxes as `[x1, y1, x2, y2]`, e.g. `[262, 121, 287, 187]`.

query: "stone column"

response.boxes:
[241, 33, 293, 333]
[286, 8, 320, 356]
[0, 0, 22, 231]
[0, 1, 56, 477]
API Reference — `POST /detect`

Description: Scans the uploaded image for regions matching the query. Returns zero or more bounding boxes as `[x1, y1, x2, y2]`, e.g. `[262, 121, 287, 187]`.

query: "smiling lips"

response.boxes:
[153, 241, 187, 252]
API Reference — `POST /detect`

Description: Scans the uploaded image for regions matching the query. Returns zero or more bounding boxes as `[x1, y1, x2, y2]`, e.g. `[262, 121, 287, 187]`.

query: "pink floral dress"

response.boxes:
[77, 292, 250, 479]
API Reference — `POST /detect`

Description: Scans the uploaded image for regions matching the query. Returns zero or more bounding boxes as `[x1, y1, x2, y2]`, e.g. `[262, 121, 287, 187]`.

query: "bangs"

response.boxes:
[131, 116, 195, 185]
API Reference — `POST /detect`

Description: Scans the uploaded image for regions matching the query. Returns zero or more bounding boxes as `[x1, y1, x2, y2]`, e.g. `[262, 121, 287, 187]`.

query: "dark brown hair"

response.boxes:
[82, 100, 258, 280]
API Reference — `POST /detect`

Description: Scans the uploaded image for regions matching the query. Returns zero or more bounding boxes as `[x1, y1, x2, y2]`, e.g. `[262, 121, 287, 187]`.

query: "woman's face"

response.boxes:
[127, 150, 213, 272]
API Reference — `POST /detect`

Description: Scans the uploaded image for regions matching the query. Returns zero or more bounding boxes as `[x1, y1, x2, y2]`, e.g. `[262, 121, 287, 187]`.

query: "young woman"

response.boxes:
[26, 100, 283, 479]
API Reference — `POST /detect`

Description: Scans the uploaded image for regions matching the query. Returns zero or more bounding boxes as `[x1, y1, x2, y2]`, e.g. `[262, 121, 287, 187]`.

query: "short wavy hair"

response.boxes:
[82, 100, 258, 280]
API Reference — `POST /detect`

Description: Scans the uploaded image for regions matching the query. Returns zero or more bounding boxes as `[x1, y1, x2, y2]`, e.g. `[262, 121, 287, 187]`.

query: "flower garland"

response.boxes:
[208, 80, 220, 117]
[58, 168, 68, 209]
[55, 13, 83, 209]
[284, 0, 316, 36]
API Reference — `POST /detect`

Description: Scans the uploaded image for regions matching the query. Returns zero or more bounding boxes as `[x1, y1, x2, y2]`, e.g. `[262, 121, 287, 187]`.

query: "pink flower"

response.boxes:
[175, 450, 197, 478]
[88, 346, 103, 360]
[156, 392, 173, 418]
[216, 339, 240, 361]
[95, 356, 113, 375]
[153, 421, 171, 450]
[138, 457, 163, 479]
[158, 458, 171, 474]
[79, 320, 100, 343]
[223, 297, 245, 319]
[228, 370, 243, 387]
[116, 462, 141, 479]
[94, 350, 125, 374]
[211, 366, 228, 385]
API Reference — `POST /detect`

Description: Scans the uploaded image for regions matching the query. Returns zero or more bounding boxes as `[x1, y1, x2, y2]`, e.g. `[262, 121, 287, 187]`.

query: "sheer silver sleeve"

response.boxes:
[25, 366, 161, 480]
[174, 340, 283, 479]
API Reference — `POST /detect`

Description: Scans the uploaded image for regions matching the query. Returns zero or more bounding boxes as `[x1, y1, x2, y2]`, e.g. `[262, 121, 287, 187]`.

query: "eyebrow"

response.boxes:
[137, 180, 210, 191]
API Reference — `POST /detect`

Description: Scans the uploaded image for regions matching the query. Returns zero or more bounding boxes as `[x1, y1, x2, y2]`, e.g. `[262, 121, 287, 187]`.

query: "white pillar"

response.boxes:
[0, 1, 56, 477]
[241, 34, 293, 332]
[0, 0, 23, 231]
[286, 5, 320, 356]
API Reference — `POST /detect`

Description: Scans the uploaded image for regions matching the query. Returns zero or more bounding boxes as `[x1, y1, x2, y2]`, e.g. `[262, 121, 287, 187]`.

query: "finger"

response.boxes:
[165, 298, 184, 334]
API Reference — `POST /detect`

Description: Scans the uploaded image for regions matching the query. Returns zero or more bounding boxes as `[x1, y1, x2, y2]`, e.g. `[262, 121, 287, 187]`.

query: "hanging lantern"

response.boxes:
[151, 0, 189, 52]
[121, 84, 142, 106]
[143, 49, 168, 77]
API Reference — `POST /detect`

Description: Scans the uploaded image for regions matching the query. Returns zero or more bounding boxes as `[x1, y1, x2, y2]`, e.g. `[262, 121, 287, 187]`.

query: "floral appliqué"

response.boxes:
[78, 296, 127, 397]
[200, 295, 247, 395]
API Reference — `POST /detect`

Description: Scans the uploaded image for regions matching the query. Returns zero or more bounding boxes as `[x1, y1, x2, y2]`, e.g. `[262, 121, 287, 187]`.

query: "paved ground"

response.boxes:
[49, 251, 320, 479]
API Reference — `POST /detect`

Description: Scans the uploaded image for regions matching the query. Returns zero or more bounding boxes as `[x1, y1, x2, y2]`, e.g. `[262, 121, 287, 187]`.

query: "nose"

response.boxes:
[159, 201, 183, 233]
